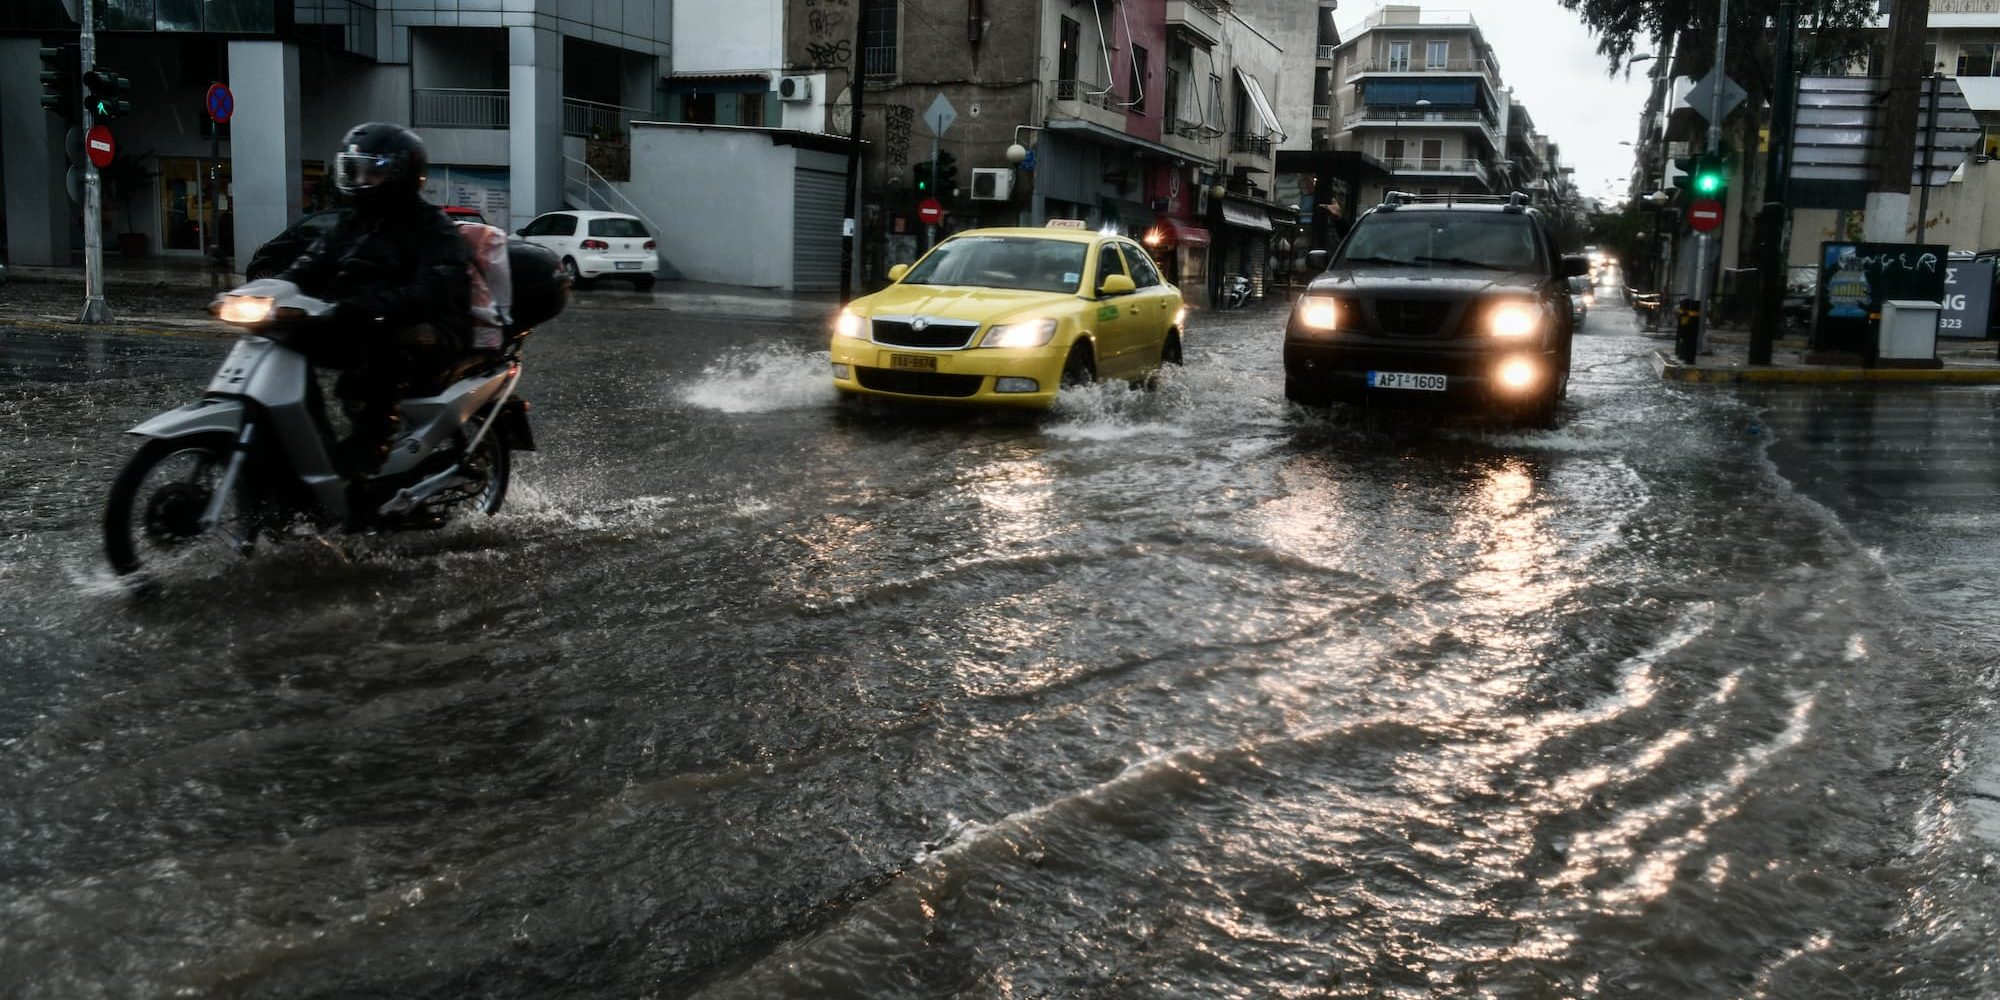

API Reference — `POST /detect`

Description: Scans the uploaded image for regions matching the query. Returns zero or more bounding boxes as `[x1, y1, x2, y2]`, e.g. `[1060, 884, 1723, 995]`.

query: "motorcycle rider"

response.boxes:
[279, 122, 471, 492]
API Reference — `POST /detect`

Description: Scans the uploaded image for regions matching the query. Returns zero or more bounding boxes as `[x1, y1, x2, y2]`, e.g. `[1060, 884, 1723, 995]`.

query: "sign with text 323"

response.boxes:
[1941, 258, 1993, 340]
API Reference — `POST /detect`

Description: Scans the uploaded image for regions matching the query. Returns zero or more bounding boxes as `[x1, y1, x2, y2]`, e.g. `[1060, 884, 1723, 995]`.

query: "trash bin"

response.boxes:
[1676, 297, 1701, 363]
[1878, 299, 1943, 368]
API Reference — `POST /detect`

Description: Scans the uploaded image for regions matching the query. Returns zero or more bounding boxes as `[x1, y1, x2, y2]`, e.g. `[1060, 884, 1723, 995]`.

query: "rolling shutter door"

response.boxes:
[793, 167, 846, 291]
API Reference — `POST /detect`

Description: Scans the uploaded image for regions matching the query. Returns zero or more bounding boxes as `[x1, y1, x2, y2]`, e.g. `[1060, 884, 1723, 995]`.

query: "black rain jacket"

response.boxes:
[279, 198, 472, 350]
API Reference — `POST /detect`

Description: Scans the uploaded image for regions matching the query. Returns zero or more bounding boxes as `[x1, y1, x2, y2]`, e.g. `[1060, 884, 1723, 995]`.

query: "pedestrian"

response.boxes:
[1323, 202, 1352, 245]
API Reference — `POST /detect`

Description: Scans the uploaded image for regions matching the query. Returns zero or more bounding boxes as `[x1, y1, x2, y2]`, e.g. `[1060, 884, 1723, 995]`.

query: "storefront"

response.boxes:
[1212, 196, 1275, 303]
[157, 157, 233, 256]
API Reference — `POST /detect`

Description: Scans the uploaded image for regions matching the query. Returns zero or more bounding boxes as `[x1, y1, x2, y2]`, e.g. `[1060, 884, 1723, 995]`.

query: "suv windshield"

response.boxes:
[903, 237, 1087, 293]
[1339, 213, 1542, 271]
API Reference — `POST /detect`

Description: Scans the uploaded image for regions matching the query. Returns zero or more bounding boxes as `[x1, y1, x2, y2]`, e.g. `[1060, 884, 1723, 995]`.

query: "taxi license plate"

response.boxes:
[890, 354, 937, 372]
[615, 261, 642, 270]
[1368, 371, 1446, 391]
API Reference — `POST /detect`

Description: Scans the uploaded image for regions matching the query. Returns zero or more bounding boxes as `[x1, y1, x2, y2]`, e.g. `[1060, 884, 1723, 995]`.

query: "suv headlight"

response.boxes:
[1487, 301, 1541, 339]
[833, 309, 866, 339]
[983, 317, 1058, 348]
[1296, 295, 1340, 331]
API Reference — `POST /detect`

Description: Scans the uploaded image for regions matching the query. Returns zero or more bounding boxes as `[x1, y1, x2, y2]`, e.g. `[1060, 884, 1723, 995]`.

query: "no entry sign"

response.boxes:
[85, 124, 114, 168]
[1689, 199, 1724, 233]
[917, 197, 945, 225]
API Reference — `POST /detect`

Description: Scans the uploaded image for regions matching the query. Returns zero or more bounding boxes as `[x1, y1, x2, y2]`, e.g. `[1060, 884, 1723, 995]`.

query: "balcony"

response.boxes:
[1379, 157, 1493, 187]
[1051, 79, 1126, 131]
[563, 97, 654, 139]
[864, 46, 898, 79]
[414, 88, 509, 130]
[1312, 104, 1333, 120]
[1346, 58, 1498, 89]
[1231, 133, 1274, 155]
[1167, 0, 1225, 47]
[1317, 44, 1338, 62]
[1345, 105, 1501, 149]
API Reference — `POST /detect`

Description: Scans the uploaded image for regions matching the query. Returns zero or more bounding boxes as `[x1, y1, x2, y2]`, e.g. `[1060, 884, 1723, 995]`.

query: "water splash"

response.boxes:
[680, 346, 840, 413]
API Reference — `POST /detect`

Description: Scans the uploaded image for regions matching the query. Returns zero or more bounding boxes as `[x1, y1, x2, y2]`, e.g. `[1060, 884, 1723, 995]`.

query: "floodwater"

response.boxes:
[1, 288, 1996, 999]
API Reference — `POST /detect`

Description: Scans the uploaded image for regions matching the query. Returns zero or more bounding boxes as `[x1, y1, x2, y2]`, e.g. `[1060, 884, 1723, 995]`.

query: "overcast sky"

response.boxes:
[1339, 1, 1656, 206]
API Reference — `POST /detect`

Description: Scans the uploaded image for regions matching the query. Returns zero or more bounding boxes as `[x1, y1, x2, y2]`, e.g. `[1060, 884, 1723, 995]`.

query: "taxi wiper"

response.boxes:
[1415, 255, 1513, 270]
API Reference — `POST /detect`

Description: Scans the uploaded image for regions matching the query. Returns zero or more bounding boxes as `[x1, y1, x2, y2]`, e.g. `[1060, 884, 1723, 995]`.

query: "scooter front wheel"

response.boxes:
[104, 432, 252, 576]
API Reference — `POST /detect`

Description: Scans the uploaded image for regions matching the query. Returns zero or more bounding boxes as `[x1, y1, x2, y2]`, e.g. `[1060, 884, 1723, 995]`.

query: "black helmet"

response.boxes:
[334, 122, 428, 210]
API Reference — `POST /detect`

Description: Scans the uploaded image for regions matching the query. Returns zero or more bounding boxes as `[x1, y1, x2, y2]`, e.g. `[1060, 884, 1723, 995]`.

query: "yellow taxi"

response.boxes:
[830, 225, 1187, 408]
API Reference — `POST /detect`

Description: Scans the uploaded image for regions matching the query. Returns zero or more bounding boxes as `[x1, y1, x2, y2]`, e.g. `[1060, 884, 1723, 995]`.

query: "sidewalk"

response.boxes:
[1648, 322, 2000, 385]
[1, 258, 838, 328]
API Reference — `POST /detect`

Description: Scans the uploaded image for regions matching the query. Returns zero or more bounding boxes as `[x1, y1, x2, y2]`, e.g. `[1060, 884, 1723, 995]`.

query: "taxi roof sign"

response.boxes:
[1045, 219, 1088, 229]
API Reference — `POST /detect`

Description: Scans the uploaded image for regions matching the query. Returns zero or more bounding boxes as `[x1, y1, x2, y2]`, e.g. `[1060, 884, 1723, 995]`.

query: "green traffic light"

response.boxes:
[1693, 171, 1723, 195]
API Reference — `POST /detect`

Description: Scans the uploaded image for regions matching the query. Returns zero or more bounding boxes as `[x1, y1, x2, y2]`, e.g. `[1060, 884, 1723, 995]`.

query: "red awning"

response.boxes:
[1145, 218, 1211, 248]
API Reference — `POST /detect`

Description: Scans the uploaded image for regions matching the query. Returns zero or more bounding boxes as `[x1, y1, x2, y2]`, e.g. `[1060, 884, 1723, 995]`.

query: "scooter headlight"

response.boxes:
[218, 296, 275, 325]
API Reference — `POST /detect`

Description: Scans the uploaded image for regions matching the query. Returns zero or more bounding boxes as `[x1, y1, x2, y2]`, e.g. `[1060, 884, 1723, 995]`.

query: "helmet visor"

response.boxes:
[335, 151, 395, 193]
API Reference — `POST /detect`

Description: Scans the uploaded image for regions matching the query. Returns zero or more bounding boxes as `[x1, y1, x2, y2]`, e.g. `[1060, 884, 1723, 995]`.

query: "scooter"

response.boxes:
[1220, 274, 1253, 309]
[103, 278, 540, 575]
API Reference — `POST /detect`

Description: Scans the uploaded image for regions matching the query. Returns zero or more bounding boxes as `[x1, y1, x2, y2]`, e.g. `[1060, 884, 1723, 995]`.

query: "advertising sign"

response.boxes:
[1940, 257, 1994, 340]
[1812, 242, 1948, 359]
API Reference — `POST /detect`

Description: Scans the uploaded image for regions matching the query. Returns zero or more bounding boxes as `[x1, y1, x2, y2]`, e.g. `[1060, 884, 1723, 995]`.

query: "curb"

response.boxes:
[1653, 349, 2000, 384]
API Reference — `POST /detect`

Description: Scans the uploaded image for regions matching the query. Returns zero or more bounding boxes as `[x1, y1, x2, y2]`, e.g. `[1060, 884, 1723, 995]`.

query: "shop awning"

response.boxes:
[1219, 201, 1273, 232]
[1957, 76, 2000, 112]
[1145, 218, 1211, 248]
[1236, 68, 1285, 140]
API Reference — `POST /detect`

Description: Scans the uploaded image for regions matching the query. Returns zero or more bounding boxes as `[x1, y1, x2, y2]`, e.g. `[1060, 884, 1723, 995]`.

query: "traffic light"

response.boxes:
[1690, 153, 1728, 199]
[912, 161, 934, 195]
[39, 43, 79, 122]
[1667, 152, 1699, 196]
[935, 150, 959, 198]
[84, 66, 132, 121]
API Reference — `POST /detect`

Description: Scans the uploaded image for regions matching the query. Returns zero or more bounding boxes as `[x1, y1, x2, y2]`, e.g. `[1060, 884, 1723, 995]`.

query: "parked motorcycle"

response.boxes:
[1220, 274, 1253, 309]
[103, 248, 567, 575]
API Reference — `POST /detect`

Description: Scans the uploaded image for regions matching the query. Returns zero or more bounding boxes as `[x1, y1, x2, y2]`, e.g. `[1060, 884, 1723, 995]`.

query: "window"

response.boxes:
[1059, 17, 1082, 86]
[1210, 74, 1226, 129]
[1388, 41, 1411, 72]
[1095, 241, 1130, 290]
[587, 217, 651, 238]
[1421, 138, 1443, 167]
[1384, 138, 1405, 163]
[1427, 41, 1449, 69]
[1165, 66, 1182, 123]
[863, 0, 898, 78]
[1131, 44, 1149, 114]
[1120, 244, 1163, 288]
[1960, 44, 1996, 78]
[740, 93, 766, 127]
[683, 92, 716, 124]
[524, 214, 578, 237]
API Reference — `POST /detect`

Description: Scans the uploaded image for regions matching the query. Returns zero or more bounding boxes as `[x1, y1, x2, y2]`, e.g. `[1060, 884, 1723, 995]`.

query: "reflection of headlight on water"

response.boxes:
[218, 296, 274, 325]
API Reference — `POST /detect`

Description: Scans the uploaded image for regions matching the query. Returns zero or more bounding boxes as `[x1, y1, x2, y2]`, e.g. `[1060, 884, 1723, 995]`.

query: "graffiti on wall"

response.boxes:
[883, 105, 914, 166]
[803, 0, 852, 67]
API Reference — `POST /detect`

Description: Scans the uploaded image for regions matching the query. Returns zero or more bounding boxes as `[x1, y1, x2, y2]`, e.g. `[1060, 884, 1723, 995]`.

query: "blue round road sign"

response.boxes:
[205, 82, 233, 124]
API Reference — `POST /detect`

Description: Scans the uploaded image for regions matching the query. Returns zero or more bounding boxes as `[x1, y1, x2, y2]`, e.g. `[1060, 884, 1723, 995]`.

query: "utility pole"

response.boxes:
[1917, 70, 1939, 244]
[838, 10, 866, 304]
[78, 0, 111, 324]
[1749, 0, 1798, 365]
[1868, 0, 1930, 239]
[1691, 0, 1729, 354]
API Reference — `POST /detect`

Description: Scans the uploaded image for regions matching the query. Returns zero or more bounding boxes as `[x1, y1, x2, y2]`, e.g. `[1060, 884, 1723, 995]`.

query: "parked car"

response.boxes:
[242, 205, 487, 280]
[515, 210, 659, 290]
[829, 224, 1187, 410]
[1282, 192, 1586, 428]
[1568, 274, 1593, 323]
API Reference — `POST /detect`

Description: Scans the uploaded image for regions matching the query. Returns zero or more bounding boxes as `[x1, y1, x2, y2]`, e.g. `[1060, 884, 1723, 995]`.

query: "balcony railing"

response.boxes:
[1231, 133, 1273, 155]
[1166, 0, 1225, 46]
[563, 97, 653, 139]
[1312, 104, 1333, 120]
[414, 88, 509, 130]
[1379, 157, 1493, 185]
[1054, 79, 1116, 108]
[1317, 44, 1338, 61]
[863, 46, 898, 78]
[1346, 106, 1501, 148]
[1347, 59, 1497, 86]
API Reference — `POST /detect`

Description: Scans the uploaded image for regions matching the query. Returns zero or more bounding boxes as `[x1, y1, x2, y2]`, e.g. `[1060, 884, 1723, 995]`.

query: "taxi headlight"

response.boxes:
[833, 309, 866, 340]
[1173, 304, 1188, 328]
[1488, 302, 1541, 338]
[217, 295, 274, 325]
[983, 317, 1058, 348]
[1296, 295, 1339, 331]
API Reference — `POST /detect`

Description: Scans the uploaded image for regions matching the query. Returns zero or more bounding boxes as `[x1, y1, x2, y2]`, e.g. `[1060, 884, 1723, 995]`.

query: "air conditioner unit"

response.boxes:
[971, 167, 1015, 201]
[775, 75, 813, 102]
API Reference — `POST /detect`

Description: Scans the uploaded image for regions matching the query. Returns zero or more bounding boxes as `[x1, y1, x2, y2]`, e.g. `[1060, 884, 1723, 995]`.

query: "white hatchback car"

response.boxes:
[516, 210, 659, 290]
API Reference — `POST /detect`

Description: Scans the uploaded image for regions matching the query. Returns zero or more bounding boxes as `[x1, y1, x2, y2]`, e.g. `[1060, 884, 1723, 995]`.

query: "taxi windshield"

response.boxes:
[1338, 213, 1542, 271]
[903, 237, 1088, 293]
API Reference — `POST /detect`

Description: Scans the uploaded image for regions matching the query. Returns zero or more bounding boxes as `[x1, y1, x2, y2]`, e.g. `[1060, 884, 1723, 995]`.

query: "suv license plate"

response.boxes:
[1369, 371, 1446, 391]
[890, 354, 938, 372]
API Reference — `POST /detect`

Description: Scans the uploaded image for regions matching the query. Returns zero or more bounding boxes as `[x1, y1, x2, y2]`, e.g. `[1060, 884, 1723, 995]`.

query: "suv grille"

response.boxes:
[871, 318, 980, 349]
[1371, 300, 1458, 337]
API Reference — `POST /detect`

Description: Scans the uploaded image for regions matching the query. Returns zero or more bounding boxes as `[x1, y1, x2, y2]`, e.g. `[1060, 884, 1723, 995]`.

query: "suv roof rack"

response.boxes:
[1378, 190, 1535, 212]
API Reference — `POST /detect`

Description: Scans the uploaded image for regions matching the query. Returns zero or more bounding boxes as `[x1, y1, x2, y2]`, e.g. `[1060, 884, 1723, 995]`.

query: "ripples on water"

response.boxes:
[3, 313, 1995, 998]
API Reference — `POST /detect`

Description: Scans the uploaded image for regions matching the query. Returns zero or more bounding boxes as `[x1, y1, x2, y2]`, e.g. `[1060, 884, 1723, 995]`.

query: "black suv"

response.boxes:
[1283, 193, 1589, 427]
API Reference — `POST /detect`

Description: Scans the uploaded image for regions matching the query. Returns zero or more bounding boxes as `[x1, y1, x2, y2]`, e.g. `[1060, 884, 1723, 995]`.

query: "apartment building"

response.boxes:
[1323, 4, 1508, 198]
[0, 0, 668, 269]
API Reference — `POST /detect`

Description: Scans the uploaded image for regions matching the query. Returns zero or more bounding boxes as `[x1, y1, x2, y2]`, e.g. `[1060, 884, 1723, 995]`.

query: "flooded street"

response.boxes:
[2, 293, 1997, 999]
